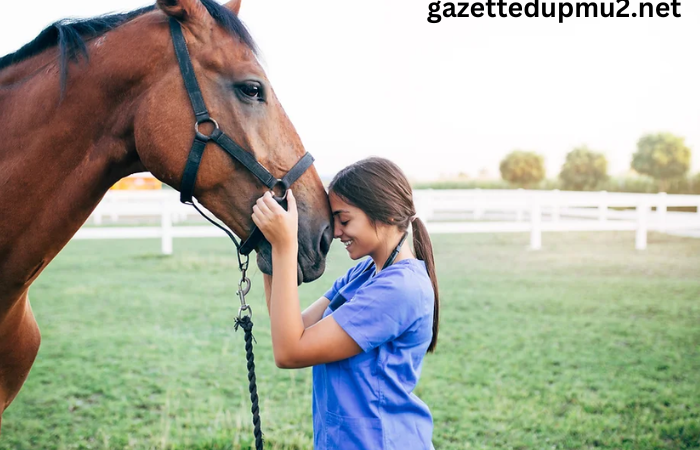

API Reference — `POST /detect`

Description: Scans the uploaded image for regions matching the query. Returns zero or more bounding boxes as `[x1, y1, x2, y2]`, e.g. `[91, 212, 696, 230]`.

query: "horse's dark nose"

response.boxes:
[319, 223, 332, 256]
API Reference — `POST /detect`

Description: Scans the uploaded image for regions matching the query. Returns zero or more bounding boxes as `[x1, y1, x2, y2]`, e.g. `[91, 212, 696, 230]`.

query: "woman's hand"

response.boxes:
[251, 190, 298, 251]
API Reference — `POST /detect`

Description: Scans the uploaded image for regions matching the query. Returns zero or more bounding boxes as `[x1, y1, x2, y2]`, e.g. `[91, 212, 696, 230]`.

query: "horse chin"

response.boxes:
[255, 242, 303, 286]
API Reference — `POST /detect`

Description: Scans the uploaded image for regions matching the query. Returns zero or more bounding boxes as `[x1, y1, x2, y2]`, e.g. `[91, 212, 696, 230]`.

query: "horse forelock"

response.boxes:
[0, 1, 257, 90]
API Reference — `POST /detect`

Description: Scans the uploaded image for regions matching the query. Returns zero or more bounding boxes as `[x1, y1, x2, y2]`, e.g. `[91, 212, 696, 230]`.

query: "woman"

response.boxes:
[252, 157, 439, 449]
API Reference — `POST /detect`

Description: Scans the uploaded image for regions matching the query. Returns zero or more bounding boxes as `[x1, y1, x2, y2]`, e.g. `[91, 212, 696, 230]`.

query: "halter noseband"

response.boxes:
[169, 18, 314, 256]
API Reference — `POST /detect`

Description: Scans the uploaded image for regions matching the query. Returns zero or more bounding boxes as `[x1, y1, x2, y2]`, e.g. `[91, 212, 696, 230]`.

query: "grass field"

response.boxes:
[1, 231, 699, 450]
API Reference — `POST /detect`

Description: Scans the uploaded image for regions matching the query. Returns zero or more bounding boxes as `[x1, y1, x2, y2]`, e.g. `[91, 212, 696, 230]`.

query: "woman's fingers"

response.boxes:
[251, 189, 298, 248]
[262, 191, 287, 215]
[251, 206, 262, 226]
[286, 189, 296, 212]
[255, 194, 274, 218]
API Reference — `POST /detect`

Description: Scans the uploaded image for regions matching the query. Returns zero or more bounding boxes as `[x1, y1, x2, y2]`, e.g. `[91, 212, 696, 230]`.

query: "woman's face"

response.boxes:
[329, 192, 382, 260]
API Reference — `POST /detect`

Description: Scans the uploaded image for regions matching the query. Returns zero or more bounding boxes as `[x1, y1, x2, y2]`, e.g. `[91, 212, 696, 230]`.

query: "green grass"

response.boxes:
[1, 232, 699, 450]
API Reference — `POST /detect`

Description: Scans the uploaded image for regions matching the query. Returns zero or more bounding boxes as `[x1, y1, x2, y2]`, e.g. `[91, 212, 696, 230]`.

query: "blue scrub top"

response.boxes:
[312, 257, 435, 449]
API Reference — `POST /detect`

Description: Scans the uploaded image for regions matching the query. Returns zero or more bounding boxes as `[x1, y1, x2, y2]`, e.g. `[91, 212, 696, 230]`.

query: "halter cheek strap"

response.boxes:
[169, 18, 315, 255]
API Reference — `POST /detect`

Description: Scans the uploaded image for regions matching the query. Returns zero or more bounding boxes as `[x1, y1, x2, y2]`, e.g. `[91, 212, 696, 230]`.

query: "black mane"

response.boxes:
[0, 1, 256, 90]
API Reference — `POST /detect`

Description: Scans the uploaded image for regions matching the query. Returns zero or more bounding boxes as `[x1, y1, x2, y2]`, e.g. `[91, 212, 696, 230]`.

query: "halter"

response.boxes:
[169, 18, 317, 450]
[169, 18, 315, 257]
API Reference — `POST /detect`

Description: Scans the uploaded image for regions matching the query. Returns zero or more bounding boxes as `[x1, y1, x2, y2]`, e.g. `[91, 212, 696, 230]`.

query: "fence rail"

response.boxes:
[74, 189, 700, 254]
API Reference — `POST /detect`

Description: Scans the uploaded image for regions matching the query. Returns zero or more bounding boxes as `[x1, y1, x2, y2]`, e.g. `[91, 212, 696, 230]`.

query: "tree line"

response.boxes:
[495, 132, 699, 194]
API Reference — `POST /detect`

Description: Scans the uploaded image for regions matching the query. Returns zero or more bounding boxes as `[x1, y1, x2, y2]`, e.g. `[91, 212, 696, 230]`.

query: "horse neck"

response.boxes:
[0, 23, 169, 299]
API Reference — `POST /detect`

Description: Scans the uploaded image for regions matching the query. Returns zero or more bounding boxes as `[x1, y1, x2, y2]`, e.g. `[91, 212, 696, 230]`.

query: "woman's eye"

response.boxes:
[237, 82, 263, 100]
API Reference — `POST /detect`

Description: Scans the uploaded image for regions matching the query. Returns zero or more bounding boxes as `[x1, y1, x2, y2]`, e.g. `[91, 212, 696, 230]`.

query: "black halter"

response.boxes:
[169, 18, 314, 256]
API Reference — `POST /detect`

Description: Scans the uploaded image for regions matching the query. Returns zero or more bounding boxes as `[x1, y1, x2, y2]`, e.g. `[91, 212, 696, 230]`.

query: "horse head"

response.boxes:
[132, 0, 332, 282]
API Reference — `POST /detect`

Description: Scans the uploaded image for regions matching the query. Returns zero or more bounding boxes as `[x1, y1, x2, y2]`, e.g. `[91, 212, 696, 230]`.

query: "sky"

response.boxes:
[2, 0, 698, 181]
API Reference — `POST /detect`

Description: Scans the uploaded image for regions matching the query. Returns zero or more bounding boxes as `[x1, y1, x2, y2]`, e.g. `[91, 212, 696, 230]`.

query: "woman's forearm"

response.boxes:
[269, 244, 305, 367]
[262, 273, 273, 313]
[266, 273, 329, 328]
[302, 297, 331, 328]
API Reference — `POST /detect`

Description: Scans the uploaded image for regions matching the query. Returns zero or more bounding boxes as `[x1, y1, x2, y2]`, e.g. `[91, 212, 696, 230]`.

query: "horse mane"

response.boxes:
[0, 1, 257, 91]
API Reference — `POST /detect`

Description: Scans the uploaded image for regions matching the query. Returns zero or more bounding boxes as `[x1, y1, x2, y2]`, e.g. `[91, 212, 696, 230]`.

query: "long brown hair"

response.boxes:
[329, 157, 440, 352]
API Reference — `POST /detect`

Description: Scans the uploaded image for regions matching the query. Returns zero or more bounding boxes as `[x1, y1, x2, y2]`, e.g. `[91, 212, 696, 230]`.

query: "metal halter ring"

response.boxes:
[194, 118, 220, 141]
[270, 179, 289, 202]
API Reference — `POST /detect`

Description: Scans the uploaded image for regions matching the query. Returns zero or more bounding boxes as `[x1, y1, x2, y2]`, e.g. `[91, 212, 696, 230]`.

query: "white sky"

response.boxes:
[2, 0, 698, 180]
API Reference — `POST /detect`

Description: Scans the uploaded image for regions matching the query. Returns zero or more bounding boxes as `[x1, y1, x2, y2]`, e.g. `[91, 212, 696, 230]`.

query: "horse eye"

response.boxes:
[238, 82, 262, 100]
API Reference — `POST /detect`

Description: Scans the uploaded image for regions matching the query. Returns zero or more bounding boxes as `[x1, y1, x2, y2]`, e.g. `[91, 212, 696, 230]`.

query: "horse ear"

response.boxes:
[223, 0, 242, 15]
[157, 0, 206, 21]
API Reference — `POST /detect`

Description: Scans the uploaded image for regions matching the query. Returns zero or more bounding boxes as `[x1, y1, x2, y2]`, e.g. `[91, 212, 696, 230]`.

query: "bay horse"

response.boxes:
[0, 0, 333, 430]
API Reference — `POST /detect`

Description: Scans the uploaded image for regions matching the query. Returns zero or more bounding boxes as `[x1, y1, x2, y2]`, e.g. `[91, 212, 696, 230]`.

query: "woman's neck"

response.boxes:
[371, 231, 414, 273]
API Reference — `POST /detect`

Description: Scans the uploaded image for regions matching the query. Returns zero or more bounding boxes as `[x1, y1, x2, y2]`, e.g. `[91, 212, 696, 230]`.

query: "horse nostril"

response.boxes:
[319, 224, 332, 256]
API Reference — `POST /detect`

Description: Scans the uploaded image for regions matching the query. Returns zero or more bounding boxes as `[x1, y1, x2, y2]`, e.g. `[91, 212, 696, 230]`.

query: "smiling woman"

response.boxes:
[252, 157, 440, 449]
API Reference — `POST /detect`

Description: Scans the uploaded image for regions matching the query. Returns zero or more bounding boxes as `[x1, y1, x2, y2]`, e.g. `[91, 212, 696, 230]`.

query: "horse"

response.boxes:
[0, 0, 333, 430]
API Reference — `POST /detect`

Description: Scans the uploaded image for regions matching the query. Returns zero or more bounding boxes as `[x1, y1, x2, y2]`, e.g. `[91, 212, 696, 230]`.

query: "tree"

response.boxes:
[691, 172, 700, 195]
[631, 133, 691, 192]
[559, 146, 608, 191]
[499, 151, 545, 188]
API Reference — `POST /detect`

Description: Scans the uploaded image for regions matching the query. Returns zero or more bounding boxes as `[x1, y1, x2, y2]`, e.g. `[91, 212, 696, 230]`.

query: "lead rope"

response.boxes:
[233, 270, 264, 450]
[188, 201, 264, 449]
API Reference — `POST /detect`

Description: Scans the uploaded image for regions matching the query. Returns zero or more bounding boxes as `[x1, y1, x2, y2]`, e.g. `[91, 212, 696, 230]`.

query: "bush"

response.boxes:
[559, 146, 608, 191]
[499, 151, 546, 188]
[691, 173, 700, 195]
[631, 133, 691, 191]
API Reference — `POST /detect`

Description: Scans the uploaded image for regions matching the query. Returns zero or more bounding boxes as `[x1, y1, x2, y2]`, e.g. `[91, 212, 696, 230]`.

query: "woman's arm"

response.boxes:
[262, 274, 330, 328]
[267, 242, 361, 368]
[302, 296, 331, 328]
[253, 191, 362, 369]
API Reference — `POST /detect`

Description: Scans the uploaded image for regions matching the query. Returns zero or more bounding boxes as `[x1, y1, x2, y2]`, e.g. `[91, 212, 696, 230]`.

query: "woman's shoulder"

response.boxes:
[373, 259, 433, 299]
[347, 257, 374, 278]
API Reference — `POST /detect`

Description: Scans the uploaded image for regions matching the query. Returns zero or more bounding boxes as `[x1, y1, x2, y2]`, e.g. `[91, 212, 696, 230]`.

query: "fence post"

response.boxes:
[161, 197, 173, 255]
[657, 192, 667, 232]
[598, 190, 608, 222]
[530, 200, 542, 250]
[636, 202, 649, 251]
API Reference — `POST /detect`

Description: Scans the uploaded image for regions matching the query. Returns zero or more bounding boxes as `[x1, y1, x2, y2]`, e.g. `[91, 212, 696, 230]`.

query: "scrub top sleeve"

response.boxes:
[332, 273, 420, 352]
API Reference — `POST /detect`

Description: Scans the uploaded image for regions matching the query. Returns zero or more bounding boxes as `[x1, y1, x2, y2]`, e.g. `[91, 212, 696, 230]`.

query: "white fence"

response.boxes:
[74, 189, 700, 254]
[413, 189, 700, 250]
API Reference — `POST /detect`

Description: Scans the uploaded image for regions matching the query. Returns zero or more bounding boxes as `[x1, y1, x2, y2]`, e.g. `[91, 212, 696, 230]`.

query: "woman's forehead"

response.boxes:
[329, 192, 358, 215]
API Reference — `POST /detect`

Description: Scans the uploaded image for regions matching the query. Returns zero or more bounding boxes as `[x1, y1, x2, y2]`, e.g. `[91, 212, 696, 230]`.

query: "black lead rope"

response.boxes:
[167, 17, 318, 450]
[192, 199, 264, 450]
[234, 315, 263, 450]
